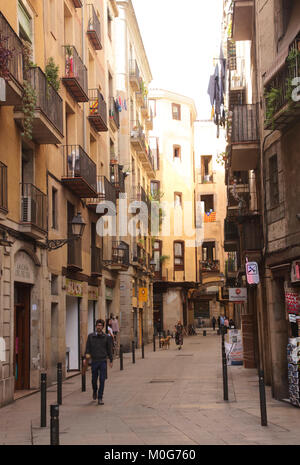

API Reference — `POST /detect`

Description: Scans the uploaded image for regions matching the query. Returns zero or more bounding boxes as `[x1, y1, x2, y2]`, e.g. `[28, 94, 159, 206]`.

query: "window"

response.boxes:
[174, 192, 182, 208]
[202, 241, 216, 262]
[201, 155, 213, 182]
[174, 241, 184, 270]
[153, 240, 162, 277]
[269, 154, 279, 207]
[18, 1, 33, 43]
[51, 274, 58, 295]
[107, 8, 113, 40]
[173, 145, 181, 161]
[52, 187, 58, 229]
[172, 103, 181, 120]
[201, 194, 214, 213]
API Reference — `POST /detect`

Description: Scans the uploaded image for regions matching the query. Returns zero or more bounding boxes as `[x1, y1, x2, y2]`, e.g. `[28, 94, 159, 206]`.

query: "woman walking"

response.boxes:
[175, 321, 184, 350]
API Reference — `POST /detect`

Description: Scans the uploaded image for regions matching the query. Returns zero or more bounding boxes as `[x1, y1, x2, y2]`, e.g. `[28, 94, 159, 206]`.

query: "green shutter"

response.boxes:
[18, 1, 32, 42]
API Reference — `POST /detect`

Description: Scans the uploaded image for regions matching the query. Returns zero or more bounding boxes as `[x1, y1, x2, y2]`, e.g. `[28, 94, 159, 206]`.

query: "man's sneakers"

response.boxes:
[98, 399, 104, 405]
[93, 392, 97, 401]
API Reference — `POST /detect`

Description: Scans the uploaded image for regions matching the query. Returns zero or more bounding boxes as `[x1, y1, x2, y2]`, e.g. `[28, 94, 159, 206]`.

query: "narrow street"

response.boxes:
[1, 330, 300, 446]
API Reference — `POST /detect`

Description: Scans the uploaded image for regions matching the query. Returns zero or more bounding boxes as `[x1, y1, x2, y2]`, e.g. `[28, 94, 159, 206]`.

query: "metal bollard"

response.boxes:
[153, 334, 156, 352]
[57, 362, 62, 405]
[221, 329, 228, 401]
[50, 404, 59, 446]
[259, 370, 268, 426]
[40, 372, 47, 428]
[132, 340, 135, 364]
[142, 339, 144, 359]
[203, 330, 207, 336]
[120, 344, 123, 371]
[81, 356, 86, 392]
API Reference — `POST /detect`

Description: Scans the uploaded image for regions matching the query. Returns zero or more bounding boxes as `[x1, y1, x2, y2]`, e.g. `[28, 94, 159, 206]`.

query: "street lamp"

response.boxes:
[46, 212, 86, 251]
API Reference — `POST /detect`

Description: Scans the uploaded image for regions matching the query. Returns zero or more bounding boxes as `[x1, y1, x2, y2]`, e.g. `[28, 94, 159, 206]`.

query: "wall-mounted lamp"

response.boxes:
[46, 212, 86, 251]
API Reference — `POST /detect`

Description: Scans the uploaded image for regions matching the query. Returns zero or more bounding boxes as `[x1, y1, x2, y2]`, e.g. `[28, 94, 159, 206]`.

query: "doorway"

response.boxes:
[14, 283, 31, 390]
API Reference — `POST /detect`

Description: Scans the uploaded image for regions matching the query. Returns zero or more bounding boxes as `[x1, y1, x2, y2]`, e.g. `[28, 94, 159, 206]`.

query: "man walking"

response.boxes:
[84, 319, 113, 405]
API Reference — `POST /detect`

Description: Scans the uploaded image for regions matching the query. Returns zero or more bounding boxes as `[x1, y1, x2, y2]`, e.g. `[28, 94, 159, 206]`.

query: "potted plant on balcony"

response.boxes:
[65, 46, 74, 78]
[265, 87, 281, 129]
[45, 57, 60, 92]
[21, 39, 37, 140]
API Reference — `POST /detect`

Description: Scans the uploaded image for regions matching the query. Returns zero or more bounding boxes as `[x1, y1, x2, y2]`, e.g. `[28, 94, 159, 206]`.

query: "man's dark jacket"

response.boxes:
[85, 332, 113, 363]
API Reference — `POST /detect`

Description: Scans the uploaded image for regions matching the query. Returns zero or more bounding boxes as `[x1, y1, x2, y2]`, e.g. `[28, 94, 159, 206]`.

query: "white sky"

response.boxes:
[131, 0, 224, 120]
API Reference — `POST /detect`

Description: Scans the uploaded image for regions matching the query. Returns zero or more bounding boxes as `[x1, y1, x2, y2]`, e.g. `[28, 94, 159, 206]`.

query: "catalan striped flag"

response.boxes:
[204, 211, 216, 222]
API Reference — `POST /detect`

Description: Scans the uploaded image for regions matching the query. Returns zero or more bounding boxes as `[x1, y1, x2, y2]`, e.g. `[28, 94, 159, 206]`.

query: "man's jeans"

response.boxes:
[91, 361, 107, 400]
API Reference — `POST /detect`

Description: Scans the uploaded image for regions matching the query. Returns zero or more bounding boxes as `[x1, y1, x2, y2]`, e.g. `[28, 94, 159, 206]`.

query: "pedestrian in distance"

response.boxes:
[84, 319, 113, 405]
[212, 316, 216, 331]
[175, 321, 184, 350]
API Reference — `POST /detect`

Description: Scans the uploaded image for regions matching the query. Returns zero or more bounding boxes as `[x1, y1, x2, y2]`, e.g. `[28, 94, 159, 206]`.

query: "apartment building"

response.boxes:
[0, 0, 123, 406]
[148, 89, 197, 334]
[194, 120, 227, 325]
[222, 0, 300, 405]
[114, 0, 156, 351]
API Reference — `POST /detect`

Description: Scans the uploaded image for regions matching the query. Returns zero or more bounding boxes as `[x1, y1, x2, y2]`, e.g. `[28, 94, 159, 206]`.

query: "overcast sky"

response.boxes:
[131, 0, 224, 120]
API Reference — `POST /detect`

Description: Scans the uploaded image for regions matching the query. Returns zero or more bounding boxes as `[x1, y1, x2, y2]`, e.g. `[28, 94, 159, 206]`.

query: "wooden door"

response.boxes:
[14, 285, 30, 390]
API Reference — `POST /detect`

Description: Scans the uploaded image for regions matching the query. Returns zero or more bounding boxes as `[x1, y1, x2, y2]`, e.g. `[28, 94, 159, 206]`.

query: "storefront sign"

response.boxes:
[246, 261, 260, 285]
[66, 279, 83, 297]
[291, 261, 300, 283]
[14, 251, 35, 284]
[105, 287, 113, 301]
[229, 288, 247, 302]
[88, 286, 98, 301]
[138, 287, 148, 302]
[285, 289, 300, 315]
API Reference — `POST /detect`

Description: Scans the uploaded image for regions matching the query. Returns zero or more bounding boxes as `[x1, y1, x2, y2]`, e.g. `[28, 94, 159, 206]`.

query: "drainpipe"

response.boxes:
[82, 0, 87, 151]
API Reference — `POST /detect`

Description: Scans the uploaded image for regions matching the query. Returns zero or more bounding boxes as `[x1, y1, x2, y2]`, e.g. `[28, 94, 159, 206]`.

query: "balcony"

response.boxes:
[141, 95, 149, 117]
[87, 4, 102, 50]
[0, 12, 23, 106]
[91, 246, 102, 276]
[72, 0, 82, 7]
[68, 238, 82, 272]
[62, 46, 88, 102]
[14, 67, 63, 144]
[20, 183, 47, 239]
[201, 173, 214, 184]
[204, 211, 217, 223]
[130, 121, 146, 152]
[109, 97, 120, 131]
[129, 60, 141, 91]
[136, 90, 144, 106]
[61, 145, 97, 198]
[232, 0, 254, 41]
[109, 241, 129, 271]
[231, 104, 259, 170]
[145, 107, 153, 130]
[224, 219, 239, 252]
[229, 56, 246, 111]
[88, 89, 108, 132]
[199, 260, 220, 274]
[110, 163, 125, 198]
[86, 176, 116, 211]
[240, 215, 263, 253]
[0, 162, 8, 213]
[264, 37, 300, 131]
[227, 185, 250, 218]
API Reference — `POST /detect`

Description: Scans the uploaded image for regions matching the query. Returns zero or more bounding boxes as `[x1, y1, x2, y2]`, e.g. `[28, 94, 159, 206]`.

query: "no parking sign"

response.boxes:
[246, 261, 260, 285]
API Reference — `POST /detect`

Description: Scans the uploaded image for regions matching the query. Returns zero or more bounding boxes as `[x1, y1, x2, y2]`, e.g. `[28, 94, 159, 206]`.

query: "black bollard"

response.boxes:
[259, 370, 268, 426]
[203, 330, 207, 336]
[81, 356, 86, 392]
[50, 404, 59, 446]
[57, 362, 62, 405]
[153, 334, 156, 352]
[132, 340, 135, 364]
[221, 328, 228, 401]
[120, 344, 123, 371]
[40, 372, 47, 428]
[142, 339, 144, 359]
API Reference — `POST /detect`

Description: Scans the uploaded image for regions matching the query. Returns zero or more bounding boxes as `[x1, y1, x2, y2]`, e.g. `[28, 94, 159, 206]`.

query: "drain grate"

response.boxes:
[149, 379, 174, 384]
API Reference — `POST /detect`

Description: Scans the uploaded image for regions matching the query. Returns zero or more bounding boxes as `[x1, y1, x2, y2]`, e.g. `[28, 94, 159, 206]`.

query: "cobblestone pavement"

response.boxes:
[1, 330, 300, 446]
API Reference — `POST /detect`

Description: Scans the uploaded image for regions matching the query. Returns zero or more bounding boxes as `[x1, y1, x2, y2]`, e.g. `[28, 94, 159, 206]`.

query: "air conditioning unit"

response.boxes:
[291, 260, 300, 283]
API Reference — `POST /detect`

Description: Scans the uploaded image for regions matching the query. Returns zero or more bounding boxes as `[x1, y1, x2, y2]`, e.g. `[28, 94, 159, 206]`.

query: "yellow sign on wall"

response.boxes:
[138, 287, 148, 302]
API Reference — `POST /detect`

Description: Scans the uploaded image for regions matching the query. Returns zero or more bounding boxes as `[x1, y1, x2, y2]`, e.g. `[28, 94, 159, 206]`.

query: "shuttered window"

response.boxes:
[18, 1, 32, 43]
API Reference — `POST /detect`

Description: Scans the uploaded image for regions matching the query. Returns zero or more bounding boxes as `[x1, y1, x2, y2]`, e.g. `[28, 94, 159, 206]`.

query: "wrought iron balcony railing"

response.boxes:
[88, 89, 108, 132]
[129, 59, 140, 91]
[21, 183, 47, 232]
[110, 163, 125, 197]
[87, 4, 102, 50]
[86, 175, 116, 209]
[0, 12, 23, 87]
[264, 35, 300, 130]
[231, 104, 259, 144]
[111, 241, 129, 267]
[62, 145, 97, 198]
[109, 97, 120, 129]
[199, 260, 220, 273]
[0, 161, 8, 212]
[62, 45, 88, 102]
